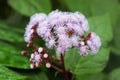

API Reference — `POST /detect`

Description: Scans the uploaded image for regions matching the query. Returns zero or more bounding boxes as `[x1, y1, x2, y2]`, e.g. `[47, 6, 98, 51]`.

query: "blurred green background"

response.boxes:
[0, 0, 120, 80]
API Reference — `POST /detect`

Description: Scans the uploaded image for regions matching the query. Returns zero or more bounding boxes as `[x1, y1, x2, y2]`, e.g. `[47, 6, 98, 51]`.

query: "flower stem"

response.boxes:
[61, 54, 68, 80]
[51, 64, 63, 72]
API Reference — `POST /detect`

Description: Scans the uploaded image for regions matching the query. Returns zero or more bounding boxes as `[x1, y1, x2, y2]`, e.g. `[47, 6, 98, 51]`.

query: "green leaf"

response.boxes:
[65, 0, 92, 16]
[65, 0, 119, 25]
[76, 73, 105, 80]
[0, 21, 24, 42]
[107, 68, 120, 80]
[111, 18, 120, 55]
[65, 48, 110, 75]
[30, 72, 48, 80]
[65, 14, 112, 75]
[0, 21, 30, 68]
[10, 68, 48, 80]
[8, 0, 52, 16]
[90, 0, 120, 26]
[0, 42, 30, 69]
[0, 65, 28, 80]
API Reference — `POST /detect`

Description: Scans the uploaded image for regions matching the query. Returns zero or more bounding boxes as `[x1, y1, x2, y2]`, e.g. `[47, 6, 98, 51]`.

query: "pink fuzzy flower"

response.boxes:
[24, 10, 101, 56]
[87, 32, 101, 54]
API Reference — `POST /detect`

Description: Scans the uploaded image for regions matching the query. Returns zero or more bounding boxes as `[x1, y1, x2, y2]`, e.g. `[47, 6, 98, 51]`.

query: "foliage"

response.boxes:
[0, 0, 120, 80]
[8, 0, 51, 16]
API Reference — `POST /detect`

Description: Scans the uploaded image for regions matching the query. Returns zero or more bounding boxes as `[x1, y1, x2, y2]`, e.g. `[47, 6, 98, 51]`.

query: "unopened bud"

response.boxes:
[88, 32, 92, 38]
[38, 47, 43, 53]
[31, 53, 34, 59]
[27, 41, 33, 47]
[35, 62, 40, 67]
[43, 53, 48, 58]
[46, 62, 51, 68]
[30, 29, 35, 34]
[30, 64, 35, 69]
[29, 58, 33, 62]
[21, 50, 27, 55]
[80, 41, 85, 46]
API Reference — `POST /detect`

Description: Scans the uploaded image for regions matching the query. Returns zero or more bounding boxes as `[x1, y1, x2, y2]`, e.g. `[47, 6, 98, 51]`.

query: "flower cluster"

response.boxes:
[30, 47, 51, 68]
[22, 47, 50, 68]
[24, 13, 47, 42]
[23, 10, 101, 68]
[36, 10, 90, 54]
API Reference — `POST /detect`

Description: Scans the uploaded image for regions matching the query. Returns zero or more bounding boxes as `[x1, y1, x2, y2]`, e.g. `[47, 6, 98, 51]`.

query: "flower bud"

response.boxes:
[30, 64, 35, 69]
[46, 62, 51, 68]
[38, 47, 43, 53]
[43, 53, 48, 58]
[21, 50, 27, 55]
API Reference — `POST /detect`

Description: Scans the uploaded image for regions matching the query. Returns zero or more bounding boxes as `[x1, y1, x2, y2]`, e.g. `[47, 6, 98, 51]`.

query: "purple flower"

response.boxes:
[36, 10, 90, 54]
[24, 13, 46, 42]
[87, 32, 101, 54]
[24, 10, 101, 56]
[29, 47, 49, 68]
